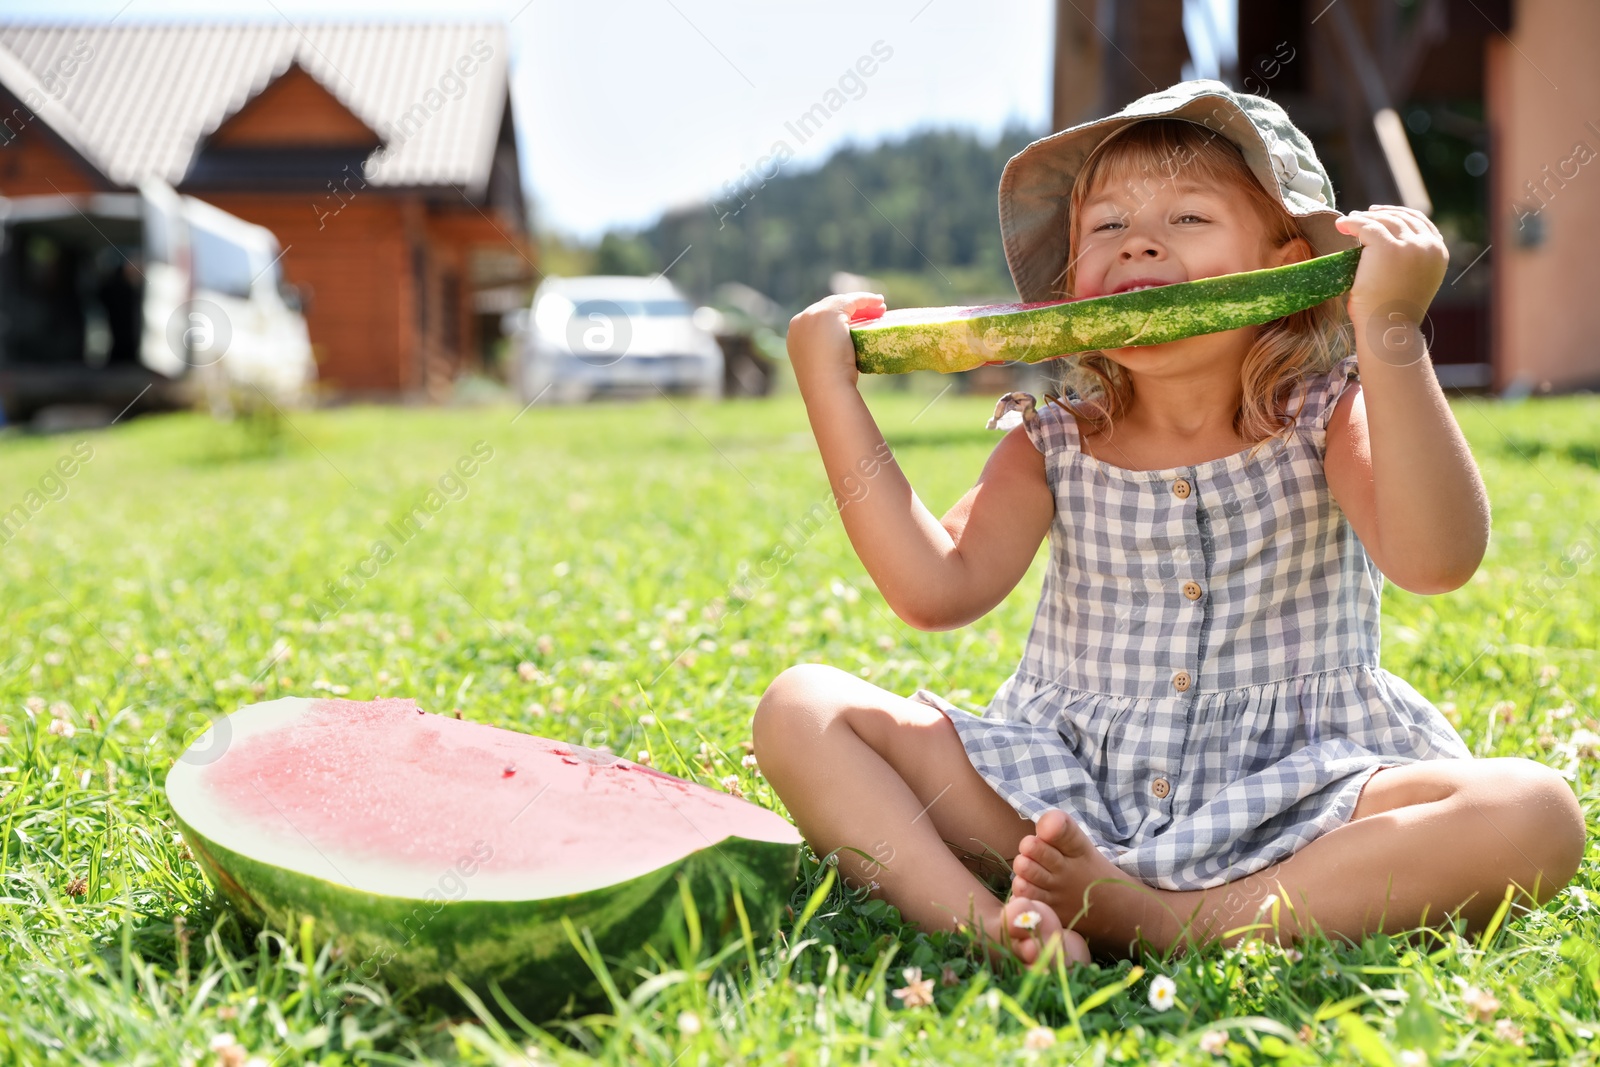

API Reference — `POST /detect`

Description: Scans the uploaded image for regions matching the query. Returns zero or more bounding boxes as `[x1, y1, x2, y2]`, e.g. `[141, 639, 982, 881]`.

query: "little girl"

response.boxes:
[752, 80, 1586, 967]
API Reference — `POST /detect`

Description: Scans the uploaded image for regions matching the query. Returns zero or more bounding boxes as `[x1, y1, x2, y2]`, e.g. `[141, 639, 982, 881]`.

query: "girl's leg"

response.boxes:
[752, 663, 1090, 965]
[1009, 757, 1586, 956]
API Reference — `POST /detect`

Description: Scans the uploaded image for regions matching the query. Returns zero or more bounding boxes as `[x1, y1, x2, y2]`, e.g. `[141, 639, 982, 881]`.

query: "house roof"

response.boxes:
[0, 22, 512, 195]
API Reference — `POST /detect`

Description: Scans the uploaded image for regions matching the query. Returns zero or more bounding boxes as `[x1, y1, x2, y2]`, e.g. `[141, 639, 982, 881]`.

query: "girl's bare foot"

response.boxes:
[999, 896, 1091, 966]
[1011, 808, 1128, 932]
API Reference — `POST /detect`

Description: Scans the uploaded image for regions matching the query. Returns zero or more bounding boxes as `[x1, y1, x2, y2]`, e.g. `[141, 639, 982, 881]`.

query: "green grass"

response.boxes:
[0, 384, 1596, 1065]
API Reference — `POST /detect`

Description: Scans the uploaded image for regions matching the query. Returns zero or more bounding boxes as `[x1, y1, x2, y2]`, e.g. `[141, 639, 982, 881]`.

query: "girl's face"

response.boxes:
[1070, 172, 1303, 300]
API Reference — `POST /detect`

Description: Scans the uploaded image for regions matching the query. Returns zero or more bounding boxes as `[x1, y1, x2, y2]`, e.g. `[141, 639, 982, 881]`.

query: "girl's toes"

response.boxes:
[1002, 896, 1056, 965]
[1001, 897, 1087, 967]
[1032, 808, 1097, 862]
[1019, 832, 1068, 876]
[1011, 853, 1059, 891]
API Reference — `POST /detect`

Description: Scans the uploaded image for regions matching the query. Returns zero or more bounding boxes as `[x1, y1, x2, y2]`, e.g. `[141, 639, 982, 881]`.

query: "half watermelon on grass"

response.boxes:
[164, 697, 801, 1012]
[849, 247, 1361, 374]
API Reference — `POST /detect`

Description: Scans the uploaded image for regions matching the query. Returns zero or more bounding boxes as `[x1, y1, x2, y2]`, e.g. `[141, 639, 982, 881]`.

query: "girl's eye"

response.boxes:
[1175, 213, 1207, 224]
[1092, 219, 1125, 232]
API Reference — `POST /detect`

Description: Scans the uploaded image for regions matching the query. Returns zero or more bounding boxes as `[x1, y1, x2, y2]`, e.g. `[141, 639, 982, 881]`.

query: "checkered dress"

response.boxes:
[909, 353, 1473, 891]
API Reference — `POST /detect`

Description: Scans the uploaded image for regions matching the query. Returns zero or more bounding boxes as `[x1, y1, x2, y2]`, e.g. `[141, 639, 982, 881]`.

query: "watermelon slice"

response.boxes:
[849, 247, 1361, 374]
[164, 697, 801, 1010]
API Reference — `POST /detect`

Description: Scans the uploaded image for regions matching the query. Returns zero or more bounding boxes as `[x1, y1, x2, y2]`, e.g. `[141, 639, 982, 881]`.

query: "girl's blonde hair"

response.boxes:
[1044, 118, 1351, 448]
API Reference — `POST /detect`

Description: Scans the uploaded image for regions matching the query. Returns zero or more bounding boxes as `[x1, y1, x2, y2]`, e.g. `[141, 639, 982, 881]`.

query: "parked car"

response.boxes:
[507, 275, 723, 403]
[0, 180, 313, 424]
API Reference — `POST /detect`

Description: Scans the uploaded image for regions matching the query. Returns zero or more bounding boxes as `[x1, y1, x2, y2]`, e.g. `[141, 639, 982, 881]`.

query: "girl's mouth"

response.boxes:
[1109, 280, 1178, 295]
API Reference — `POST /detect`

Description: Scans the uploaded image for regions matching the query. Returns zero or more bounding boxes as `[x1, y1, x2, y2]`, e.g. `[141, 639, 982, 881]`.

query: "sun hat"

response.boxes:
[997, 78, 1358, 302]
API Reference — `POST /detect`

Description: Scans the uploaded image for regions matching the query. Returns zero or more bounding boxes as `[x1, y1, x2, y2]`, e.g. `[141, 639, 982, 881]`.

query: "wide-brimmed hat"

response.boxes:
[998, 78, 1357, 302]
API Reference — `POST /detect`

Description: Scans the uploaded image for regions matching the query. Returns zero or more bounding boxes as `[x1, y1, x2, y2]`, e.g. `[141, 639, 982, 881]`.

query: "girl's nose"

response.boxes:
[1119, 237, 1165, 260]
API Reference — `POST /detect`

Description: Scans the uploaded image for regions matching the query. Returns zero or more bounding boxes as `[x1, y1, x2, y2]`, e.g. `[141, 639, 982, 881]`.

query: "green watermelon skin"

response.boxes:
[164, 698, 802, 1013]
[177, 810, 794, 1011]
[850, 247, 1360, 375]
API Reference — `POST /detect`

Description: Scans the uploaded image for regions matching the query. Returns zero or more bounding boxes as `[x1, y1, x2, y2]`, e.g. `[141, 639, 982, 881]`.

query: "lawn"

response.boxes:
[0, 381, 1596, 1065]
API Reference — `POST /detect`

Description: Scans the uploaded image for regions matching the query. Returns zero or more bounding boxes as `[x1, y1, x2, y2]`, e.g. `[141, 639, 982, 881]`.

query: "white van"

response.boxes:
[507, 275, 723, 404]
[0, 180, 314, 425]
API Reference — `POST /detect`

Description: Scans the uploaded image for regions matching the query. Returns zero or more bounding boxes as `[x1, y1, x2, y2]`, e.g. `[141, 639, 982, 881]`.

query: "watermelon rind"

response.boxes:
[174, 808, 796, 1011]
[164, 698, 802, 1012]
[849, 247, 1361, 374]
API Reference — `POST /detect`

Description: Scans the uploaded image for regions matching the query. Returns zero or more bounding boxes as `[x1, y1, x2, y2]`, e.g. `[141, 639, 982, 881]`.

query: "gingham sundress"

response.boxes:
[908, 352, 1473, 891]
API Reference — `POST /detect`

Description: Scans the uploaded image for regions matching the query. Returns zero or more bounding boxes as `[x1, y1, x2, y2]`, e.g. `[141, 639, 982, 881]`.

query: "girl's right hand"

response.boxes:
[786, 292, 886, 394]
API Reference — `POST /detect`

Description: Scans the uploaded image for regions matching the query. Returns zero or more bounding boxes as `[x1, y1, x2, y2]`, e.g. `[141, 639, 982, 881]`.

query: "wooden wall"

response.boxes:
[0, 90, 104, 196]
[1487, 0, 1600, 392]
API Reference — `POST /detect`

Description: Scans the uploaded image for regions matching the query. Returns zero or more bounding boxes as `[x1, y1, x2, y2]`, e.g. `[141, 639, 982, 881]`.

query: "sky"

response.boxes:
[0, 0, 1230, 241]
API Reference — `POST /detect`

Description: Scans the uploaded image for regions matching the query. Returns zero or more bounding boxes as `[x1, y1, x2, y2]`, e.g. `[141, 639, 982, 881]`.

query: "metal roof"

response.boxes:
[0, 22, 512, 195]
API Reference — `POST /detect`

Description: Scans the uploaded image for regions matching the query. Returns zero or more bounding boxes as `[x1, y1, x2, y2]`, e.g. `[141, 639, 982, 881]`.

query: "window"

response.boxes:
[570, 297, 692, 318]
[190, 222, 255, 298]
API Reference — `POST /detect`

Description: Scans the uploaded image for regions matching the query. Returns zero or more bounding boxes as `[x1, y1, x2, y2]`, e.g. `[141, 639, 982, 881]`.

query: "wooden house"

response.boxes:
[0, 22, 535, 399]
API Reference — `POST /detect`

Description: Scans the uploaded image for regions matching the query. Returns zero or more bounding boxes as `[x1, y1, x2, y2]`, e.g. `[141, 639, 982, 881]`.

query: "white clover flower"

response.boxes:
[1570, 729, 1600, 759]
[676, 1010, 701, 1035]
[892, 967, 934, 1008]
[1023, 1026, 1056, 1050]
[1462, 986, 1500, 1021]
[1199, 1029, 1229, 1055]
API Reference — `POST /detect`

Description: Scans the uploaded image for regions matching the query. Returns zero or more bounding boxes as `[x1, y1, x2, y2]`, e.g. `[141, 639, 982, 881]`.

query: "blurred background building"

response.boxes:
[1059, 0, 1598, 395]
[0, 23, 533, 402]
[590, 0, 1600, 398]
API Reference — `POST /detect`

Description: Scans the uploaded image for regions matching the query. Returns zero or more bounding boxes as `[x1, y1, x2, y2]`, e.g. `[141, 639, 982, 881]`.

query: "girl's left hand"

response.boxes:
[1333, 205, 1449, 329]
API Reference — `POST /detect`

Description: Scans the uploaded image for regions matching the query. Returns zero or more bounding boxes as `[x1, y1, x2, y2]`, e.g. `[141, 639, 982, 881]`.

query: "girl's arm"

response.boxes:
[786, 292, 1054, 630]
[1324, 206, 1491, 595]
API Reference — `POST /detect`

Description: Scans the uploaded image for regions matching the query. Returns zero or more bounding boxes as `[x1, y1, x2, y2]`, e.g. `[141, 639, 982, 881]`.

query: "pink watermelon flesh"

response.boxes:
[189, 697, 791, 899]
[164, 697, 802, 1005]
[850, 293, 1093, 328]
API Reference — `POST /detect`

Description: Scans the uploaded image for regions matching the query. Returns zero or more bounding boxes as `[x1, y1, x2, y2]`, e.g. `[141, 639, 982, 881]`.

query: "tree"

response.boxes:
[593, 231, 658, 276]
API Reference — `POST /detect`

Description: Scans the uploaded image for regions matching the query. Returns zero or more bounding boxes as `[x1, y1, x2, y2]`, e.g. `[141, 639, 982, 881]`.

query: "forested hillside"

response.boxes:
[582, 123, 1044, 314]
